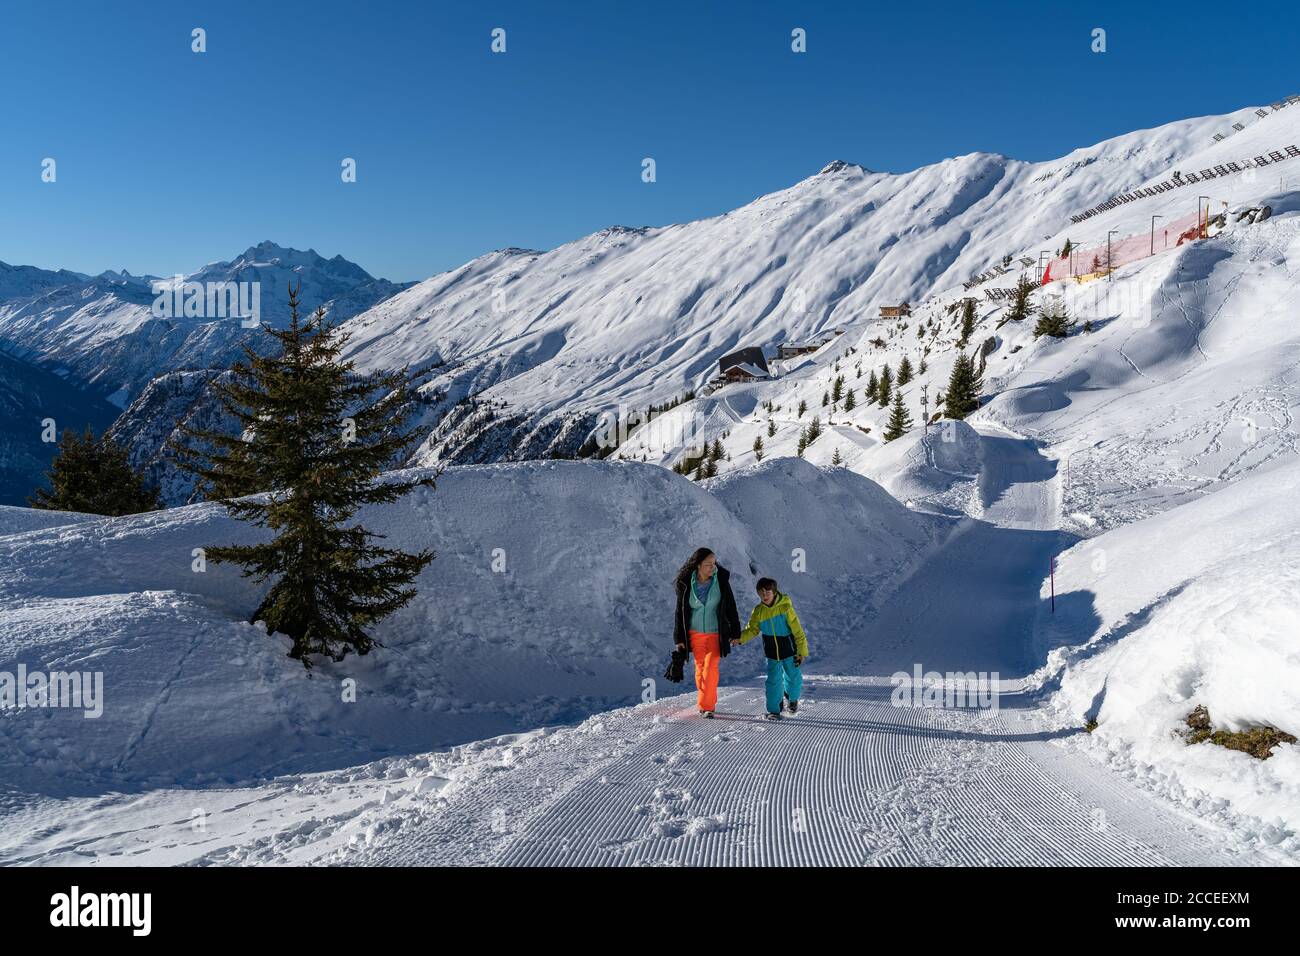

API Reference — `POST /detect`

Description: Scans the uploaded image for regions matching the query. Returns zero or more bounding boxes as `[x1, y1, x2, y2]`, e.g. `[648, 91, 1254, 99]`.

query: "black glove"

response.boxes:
[664, 648, 687, 683]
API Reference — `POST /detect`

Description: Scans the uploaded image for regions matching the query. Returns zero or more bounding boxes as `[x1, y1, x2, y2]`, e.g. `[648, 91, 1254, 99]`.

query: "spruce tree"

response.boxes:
[1006, 274, 1035, 322]
[942, 352, 982, 420]
[831, 375, 844, 404]
[806, 415, 822, 443]
[171, 284, 434, 668]
[843, 389, 856, 412]
[959, 299, 976, 347]
[752, 435, 764, 462]
[831, 447, 843, 466]
[797, 399, 807, 419]
[767, 419, 777, 438]
[866, 370, 879, 403]
[30, 427, 162, 515]
[1034, 297, 1075, 338]
[878, 364, 893, 407]
[884, 388, 912, 441]
[897, 355, 913, 386]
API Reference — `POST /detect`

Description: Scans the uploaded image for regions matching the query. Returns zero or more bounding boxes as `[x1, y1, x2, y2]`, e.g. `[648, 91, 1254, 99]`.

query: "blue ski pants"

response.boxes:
[765, 657, 802, 713]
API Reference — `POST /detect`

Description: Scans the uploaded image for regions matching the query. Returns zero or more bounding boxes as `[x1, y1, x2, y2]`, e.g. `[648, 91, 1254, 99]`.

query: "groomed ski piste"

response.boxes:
[2, 100, 1299, 867]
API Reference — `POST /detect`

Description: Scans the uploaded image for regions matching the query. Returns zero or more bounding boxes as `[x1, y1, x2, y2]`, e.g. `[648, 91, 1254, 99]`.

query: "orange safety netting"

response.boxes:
[1041, 209, 1205, 285]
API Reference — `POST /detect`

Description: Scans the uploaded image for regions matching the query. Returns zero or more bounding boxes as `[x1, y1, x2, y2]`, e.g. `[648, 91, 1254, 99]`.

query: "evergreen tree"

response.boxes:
[878, 364, 893, 407]
[806, 415, 823, 443]
[171, 284, 434, 668]
[1060, 238, 1073, 259]
[831, 447, 843, 466]
[1034, 297, 1075, 339]
[1006, 274, 1035, 322]
[959, 299, 976, 347]
[30, 427, 162, 515]
[752, 435, 764, 462]
[843, 389, 856, 412]
[797, 399, 807, 419]
[709, 438, 725, 462]
[942, 352, 982, 420]
[918, 357, 928, 375]
[767, 419, 777, 438]
[866, 370, 879, 403]
[831, 375, 844, 404]
[883, 389, 912, 441]
[822, 391, 830, 408]
[897, 355, 913, 386]
[796, 427, 808, 457]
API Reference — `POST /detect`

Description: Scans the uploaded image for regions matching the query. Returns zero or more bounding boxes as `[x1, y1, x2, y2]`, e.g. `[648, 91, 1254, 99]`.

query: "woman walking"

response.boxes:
[673, 547, 741, 718]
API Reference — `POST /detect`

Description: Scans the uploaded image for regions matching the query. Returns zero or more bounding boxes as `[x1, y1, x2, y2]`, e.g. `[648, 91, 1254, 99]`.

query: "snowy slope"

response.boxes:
[1032, 459, 1300, 843]
[0, 458, 935, 794]
[335, 105, 1277, 449]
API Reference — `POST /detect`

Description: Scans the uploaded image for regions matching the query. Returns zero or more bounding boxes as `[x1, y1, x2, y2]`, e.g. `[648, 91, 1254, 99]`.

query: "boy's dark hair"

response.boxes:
[755, 577, 779, 593]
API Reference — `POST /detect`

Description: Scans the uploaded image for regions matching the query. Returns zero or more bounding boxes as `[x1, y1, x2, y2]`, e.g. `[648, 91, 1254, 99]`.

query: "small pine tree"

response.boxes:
[709, 438, 725, 462]
[1006, 274, 1035, 322]
[30, 427, 162, 515]
[942, 352, 982, 420]
[806, 415, 823, 443]
[831, 375, 844, 404]
[767, 419, 777, 438]
[797, 399, 807, 419]
[796, 428, 808, 457]
[822, 391, 830, 407]
[866, 370, 879, 403]
[752, 435, 764, 462]
[878, 365, 893, 407]
[1082, 319, 1094, 333]
[918, 358, 928, 375]
[1034, 297, 1075, 339]
[843, 389, 856, 412]
[831, 447, 843, 466]
[884, 389, 913, 441]
[897, 355, 913, 386]
[959, 299, 976, 347]
[170, 284, 434, 667]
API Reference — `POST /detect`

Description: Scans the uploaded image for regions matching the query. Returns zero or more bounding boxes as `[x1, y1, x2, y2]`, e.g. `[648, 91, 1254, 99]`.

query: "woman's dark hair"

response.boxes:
[675, 548, 715, 588]
[756, 577, 779, 594]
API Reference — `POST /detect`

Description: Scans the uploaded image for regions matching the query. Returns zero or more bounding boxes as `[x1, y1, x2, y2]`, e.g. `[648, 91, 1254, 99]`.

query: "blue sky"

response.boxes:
[2, 0, 1297, 282]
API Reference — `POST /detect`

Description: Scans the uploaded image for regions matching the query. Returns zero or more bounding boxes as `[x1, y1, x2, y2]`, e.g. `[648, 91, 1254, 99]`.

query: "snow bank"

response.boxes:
[1034, 460, 1300, 845]
[0, 458, 934, 790]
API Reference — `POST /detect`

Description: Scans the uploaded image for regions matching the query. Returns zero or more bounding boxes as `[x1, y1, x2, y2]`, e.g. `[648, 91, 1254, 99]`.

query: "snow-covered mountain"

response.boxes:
[0, 242, 411, 407]
[333, 104, 1276, 464]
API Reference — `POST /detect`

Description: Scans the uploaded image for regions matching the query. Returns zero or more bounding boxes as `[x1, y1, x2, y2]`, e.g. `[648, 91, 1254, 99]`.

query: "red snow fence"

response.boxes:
[1041, 209, 1204, 285]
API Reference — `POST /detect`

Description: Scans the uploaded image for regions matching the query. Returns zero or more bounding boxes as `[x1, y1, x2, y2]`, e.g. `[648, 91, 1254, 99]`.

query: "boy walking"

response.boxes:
[732, 578, 808, 720]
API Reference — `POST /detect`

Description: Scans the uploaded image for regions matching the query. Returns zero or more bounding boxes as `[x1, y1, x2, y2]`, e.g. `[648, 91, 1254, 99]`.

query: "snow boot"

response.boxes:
[700, 709, 714, 719]
[765, 711, 783, 721]
[787, 700, 799, 715]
